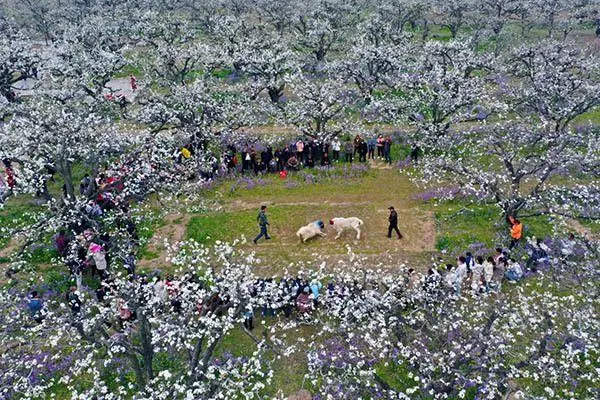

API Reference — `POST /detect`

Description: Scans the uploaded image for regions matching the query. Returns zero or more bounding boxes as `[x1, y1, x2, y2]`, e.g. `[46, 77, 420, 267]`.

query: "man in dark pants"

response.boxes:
[253, 205, 271, 244]
[387, 206, 403, 239]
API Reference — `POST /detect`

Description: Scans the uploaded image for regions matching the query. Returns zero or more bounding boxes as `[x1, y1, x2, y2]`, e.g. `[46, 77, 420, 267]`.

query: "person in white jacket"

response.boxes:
[482, 257, 495, 292]
[331, 138, 341, 161]
[444, 264, 456, 290]
[153, 276, 168, 303]
[471, 256, 484, 294]
[455, 256, 468, 296]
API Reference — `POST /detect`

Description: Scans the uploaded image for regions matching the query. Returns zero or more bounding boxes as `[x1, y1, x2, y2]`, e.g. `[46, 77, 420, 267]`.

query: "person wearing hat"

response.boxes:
[387, 206, 403, 239]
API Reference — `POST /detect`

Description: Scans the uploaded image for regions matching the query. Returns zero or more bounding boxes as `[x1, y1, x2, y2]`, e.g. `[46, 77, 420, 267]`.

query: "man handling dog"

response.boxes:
[387, 206, 403, 239]
[253, 205, 271, 244]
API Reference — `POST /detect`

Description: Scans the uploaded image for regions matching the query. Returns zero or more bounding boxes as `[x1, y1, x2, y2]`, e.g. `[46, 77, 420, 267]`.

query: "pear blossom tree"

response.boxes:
[135, 75, 254, 158]
[302, 251, 600, 399]
[235, 26, 299, 103]
[2, 0, 61, 43]
[506, 39, 600, 134]
[431, 0, 476, 38]
[337, 22, 409, 104]
[292, 0, 361, 65]
[414, 121, 600, 219]
[0, 27, 39, 105]
[0, 242, 279, 399]
[375, 0, 429, 36]
[374, 40, 494, 148]
[285, 71, 359, 141]
[473, 0, 523, 36]
[254, 0, 296, 35]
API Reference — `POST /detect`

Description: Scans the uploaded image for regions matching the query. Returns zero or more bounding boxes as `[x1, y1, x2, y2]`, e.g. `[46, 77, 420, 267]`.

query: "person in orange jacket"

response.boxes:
[508, 216, 523, 250]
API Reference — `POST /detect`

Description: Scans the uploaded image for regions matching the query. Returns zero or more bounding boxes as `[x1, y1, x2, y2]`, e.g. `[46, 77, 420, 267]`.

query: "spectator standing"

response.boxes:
[455, 256, 468, 296]
[274, 148, 284, 171]
[249, 146, 258, 174]
[359, 139, 368, 162]
[444, 264, 456, 290]
[376, 135, 384, 158]
[344, 140, 354, 163]
[243, 305, 254, 330]
[507, 216, 523, 250]
[3, 159, 16, 189]
[28, 291, 44, 323]
[129, 74, 137, 91]
[241, 148, 250, 174]
[66, 286, 82, 316]
[493, 247, 506, 265]
[410, 144, 421, 163]
[331, 138, 341, 161]
[54, 229, 70, 257]
[296, 139, 305, 163]
[482, 257, 495, 292]
[310, 279, 322, 308]
[367, 137, 376, 160]
[471, 256, 484, 294]
[353, 135, 362, 158]
[383, 136, 392, 164]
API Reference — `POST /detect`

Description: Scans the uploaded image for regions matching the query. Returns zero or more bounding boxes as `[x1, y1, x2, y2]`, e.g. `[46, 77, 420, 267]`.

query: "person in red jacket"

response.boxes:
[3, 160, 15, 189]
[129, 74, 138, 91]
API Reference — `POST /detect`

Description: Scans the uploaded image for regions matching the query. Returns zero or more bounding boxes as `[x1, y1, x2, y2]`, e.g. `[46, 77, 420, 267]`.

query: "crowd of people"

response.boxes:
[218, 134, 395, 177]
[7, 135, 582, 333]
[27, 222, 581, 329]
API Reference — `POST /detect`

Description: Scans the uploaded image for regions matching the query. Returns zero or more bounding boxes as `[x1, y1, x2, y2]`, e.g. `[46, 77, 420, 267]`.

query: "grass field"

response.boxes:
[138, 164, 438, 275]
[133, 159, 582, 277]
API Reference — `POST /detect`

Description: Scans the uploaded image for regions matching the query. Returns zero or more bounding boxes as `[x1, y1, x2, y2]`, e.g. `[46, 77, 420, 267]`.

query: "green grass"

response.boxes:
[573, 106, 600, 125]
[113, 64, 143, 78]
[185, 167, 436, 273]
[0, 198, 44, 249]
[427, 201, 554, 253]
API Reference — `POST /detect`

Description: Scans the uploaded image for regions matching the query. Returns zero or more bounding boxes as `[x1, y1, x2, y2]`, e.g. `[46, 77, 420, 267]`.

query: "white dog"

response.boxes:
[296, 220, 327, 243]
[329, 217, 363, 240]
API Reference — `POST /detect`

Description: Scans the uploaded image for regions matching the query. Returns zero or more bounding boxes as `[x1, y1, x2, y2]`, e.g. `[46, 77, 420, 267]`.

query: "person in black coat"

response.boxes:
[387, 206, 403, 239]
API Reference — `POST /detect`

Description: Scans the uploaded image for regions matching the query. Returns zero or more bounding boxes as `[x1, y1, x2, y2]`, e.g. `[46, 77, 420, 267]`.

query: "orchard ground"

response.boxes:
[1, 156, 599, 398]
[3, 154, 598, 278]
[135, 159, 595, 276]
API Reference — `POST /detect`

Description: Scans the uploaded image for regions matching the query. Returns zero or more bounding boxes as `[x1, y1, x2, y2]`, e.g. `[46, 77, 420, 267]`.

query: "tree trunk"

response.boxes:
[138, 310, 154, 382]
[56, 159, 75, 201]
[127, 352, 146, 389]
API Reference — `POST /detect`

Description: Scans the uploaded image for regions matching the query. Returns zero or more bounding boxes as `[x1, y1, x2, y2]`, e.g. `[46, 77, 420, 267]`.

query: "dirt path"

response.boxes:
[0, 239, 19, 259]
[230, 199, 374, 210]
[138, 213, 191, 270]
[568, 219, 598, 241]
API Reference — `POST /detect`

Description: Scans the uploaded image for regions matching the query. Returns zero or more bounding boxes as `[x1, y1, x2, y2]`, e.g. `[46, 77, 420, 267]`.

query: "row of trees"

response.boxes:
[2, 2, 598, 222]
[1, 242, 598, 399]
[0, 2, 598, 398]
[4, 0, 600, 45]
